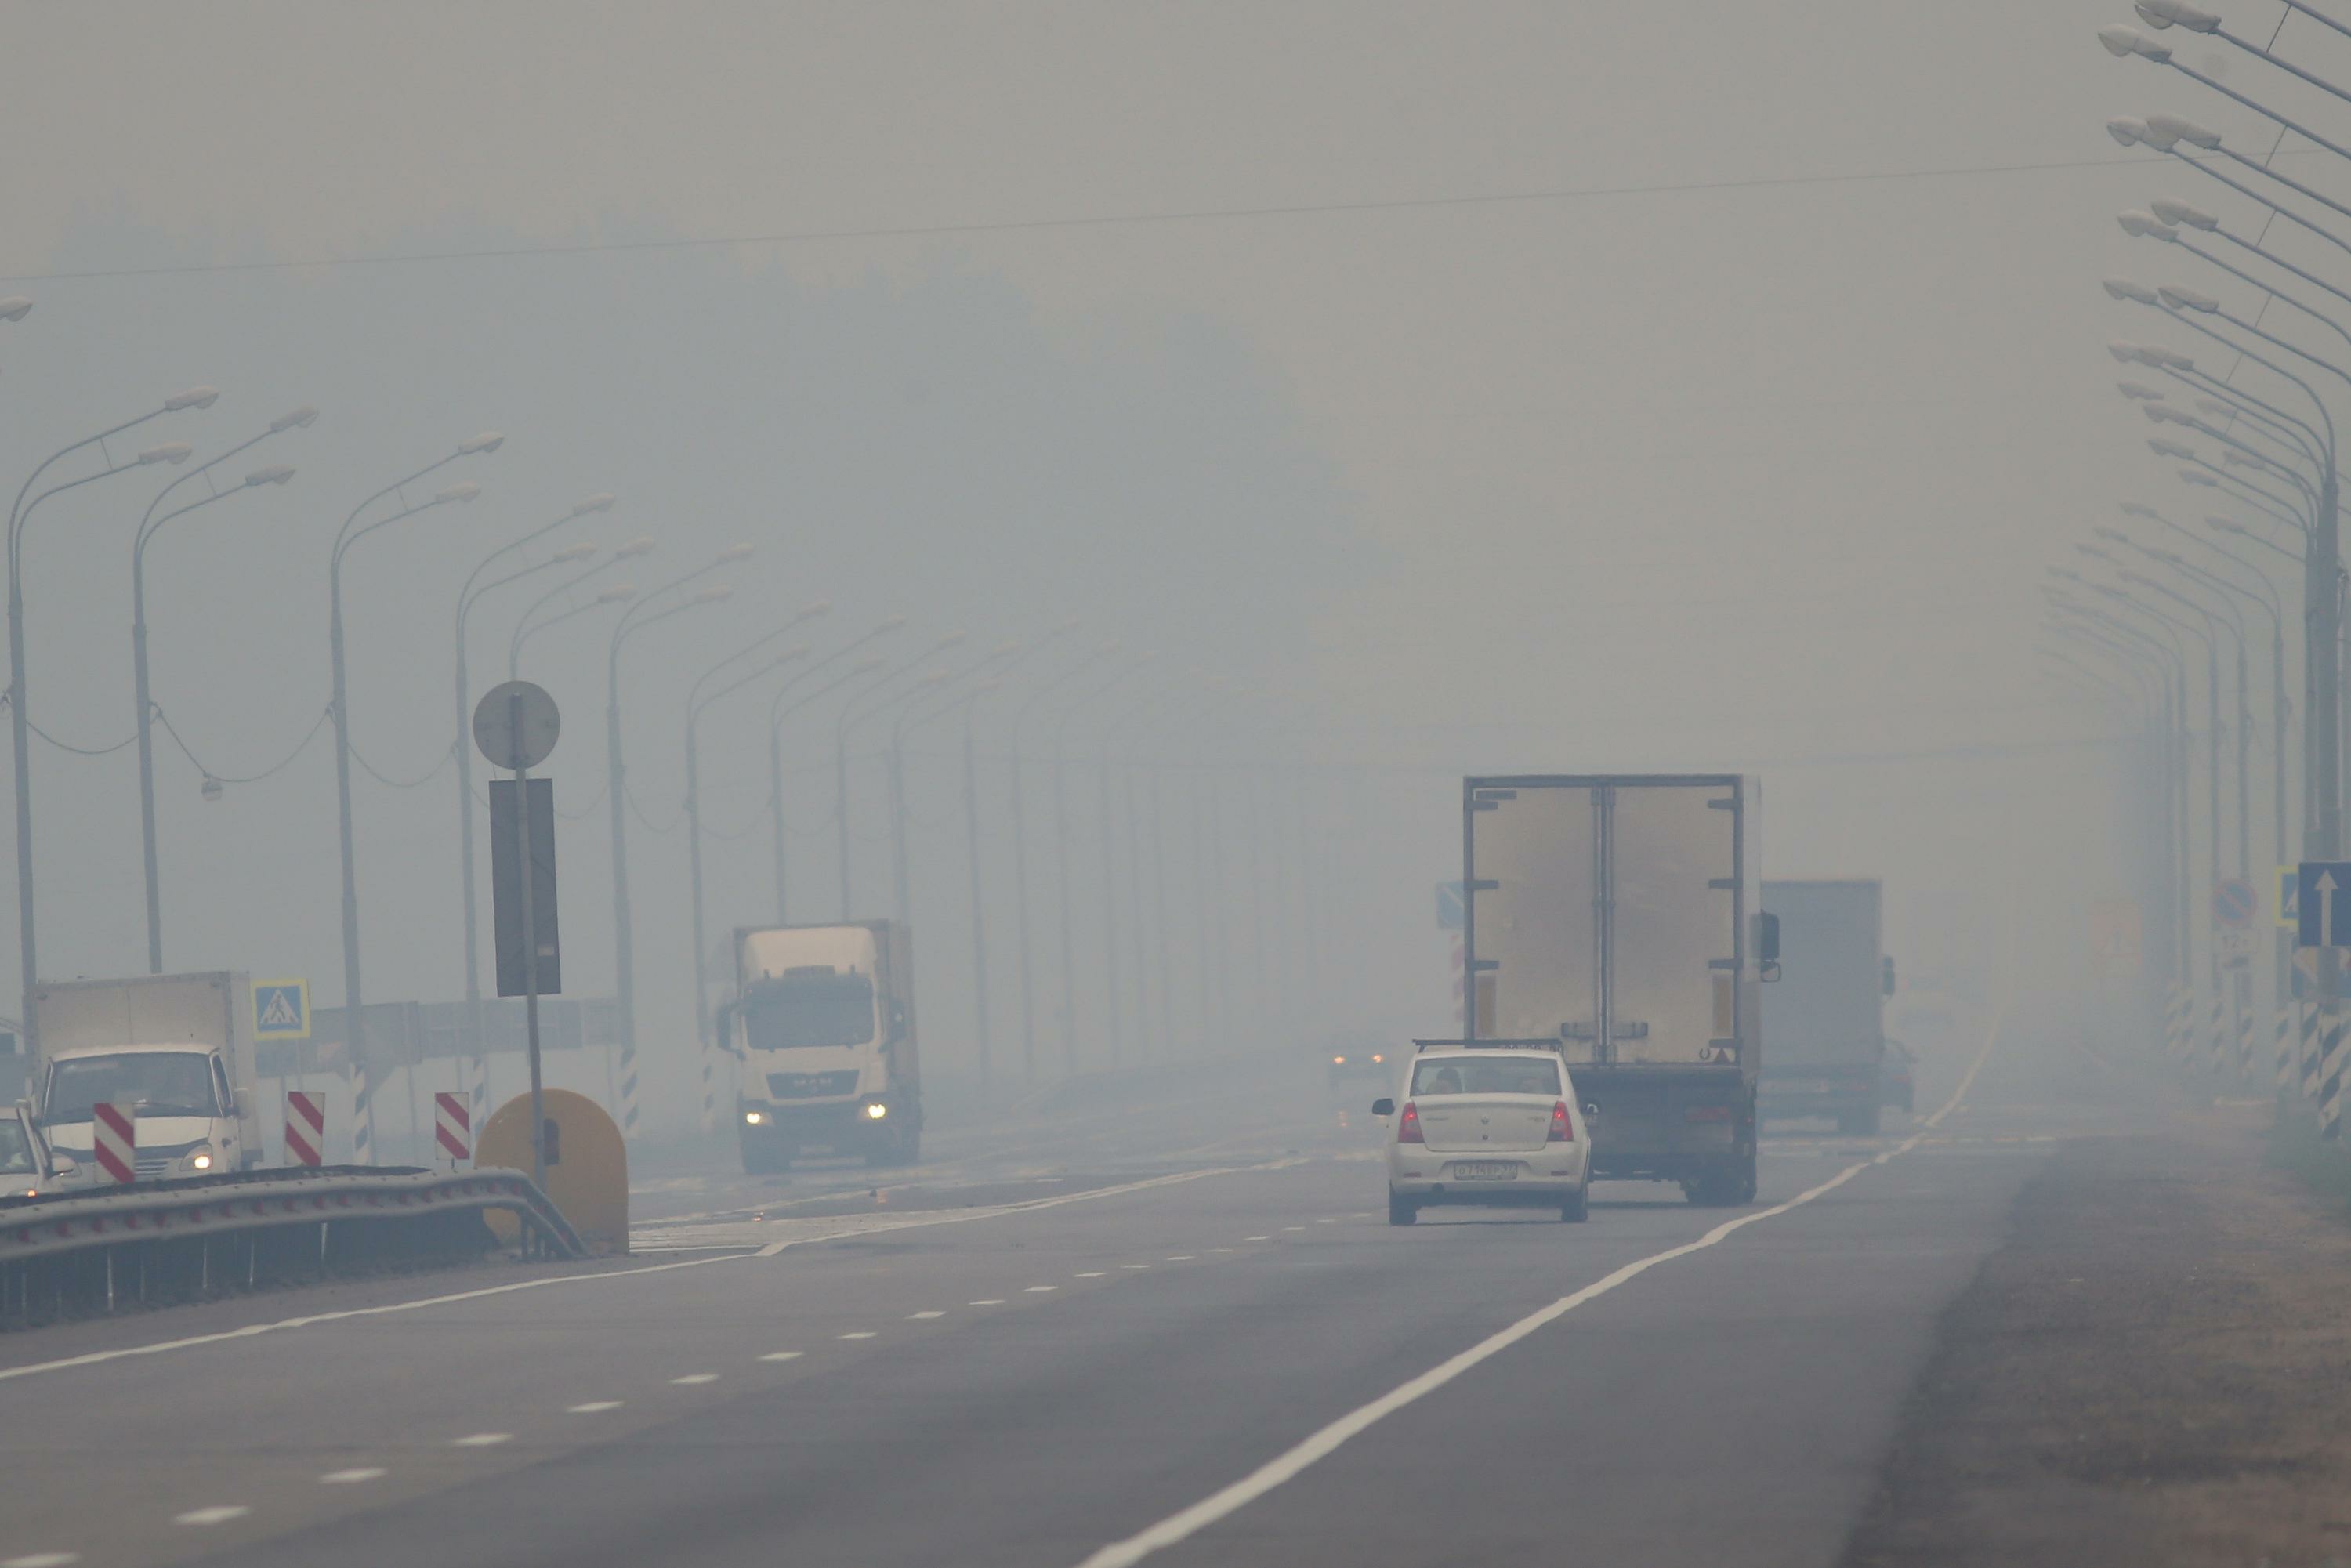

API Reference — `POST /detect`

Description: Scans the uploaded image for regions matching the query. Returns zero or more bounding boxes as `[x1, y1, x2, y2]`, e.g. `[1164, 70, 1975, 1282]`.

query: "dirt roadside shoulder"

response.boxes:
[1843, 1104, 2351, 1566]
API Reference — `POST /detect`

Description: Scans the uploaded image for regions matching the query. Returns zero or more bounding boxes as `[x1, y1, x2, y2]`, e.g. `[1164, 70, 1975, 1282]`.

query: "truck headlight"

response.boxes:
[743, 1110, 766, 1126]
[183, 1146, 216, 1172]
[864, 1103, 888, 1121]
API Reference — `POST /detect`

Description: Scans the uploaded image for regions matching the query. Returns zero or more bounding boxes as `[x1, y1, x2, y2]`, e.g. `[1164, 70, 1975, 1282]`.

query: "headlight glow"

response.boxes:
[185, 1146, 216, 1171]
[743, 1110, 766, 1126]
[1332, 1056, 1346, 1066]
[864, 1103, 888, 1121]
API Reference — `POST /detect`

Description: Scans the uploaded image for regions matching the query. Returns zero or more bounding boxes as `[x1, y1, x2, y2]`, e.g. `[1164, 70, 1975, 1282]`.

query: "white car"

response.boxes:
[1, 1100, 83, 1197]
[1374, 1046, 1592, 1226]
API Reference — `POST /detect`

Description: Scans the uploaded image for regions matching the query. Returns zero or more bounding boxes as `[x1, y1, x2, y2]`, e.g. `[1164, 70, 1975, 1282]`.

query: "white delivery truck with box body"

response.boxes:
[1448, 774, 1773, 1207]
[718, 922, 922, 1173]
[31, 971, 263, 1179]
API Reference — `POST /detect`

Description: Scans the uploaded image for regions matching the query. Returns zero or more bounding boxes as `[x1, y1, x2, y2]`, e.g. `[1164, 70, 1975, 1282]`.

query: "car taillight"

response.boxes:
[1547, 1101, 1574, 1143]
[1685, 1105, 1733, 1124]
[1397, 1102, 1424, 1143]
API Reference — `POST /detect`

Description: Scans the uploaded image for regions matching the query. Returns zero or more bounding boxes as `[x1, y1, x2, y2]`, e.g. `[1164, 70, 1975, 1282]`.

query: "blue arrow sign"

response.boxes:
[2296, 863, 2351, 950]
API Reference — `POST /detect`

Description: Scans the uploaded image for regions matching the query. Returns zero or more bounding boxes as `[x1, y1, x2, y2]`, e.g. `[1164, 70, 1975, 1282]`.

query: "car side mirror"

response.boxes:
[1371, 1098, 1395, 1118]
[233, 1086, 254, 1119]
[713, 1002, 743, 1059]
[46, 1152, 75, 1180]
[1755, 911, 1780, 965]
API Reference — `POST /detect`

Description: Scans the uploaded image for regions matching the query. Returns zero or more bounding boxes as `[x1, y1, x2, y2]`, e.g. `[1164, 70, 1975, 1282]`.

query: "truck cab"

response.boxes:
[723, 922, 922, 1173]
[38, 1041, 258, 1179]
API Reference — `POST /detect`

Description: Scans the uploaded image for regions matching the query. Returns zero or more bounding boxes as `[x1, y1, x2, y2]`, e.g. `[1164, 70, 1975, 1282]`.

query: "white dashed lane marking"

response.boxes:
[759, 1352, 803, 1363]
[7, 1552, 81, 1566]
[1165, 1256, 1194, 1262]
[969, 1299, 1005, 1306]
[839, 1331, 878, 1341]
[1121, 1264, 1152, 1270]
[907, 1311, 947, 1320]
[1280, 1226, 1305, 1233]
[1074, 1272, 1108, 1279]
[671, 1374, 719, 1385]
[1024, 1285, 1059, 1294]
[567, 1401, 623, 1414]
[319, 1468, 386, 1484]
[1244, 1235, 1271, 1242]
[174, 1507, 250, 1526]
[451, 1434, 512, 1448]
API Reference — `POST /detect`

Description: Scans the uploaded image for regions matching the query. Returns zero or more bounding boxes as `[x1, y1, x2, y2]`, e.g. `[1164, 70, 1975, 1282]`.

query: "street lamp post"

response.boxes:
[1046, 657, 1152, 1073]
[9, 387, 217, 1058]
[605, 549, 748, 1140]
[331, 445, 495, 1162]
[770, 645, 897, 921]
[832, 633, 968, 918]
[1006, 646, 1111, 1081]
[133, 410, 313, 972]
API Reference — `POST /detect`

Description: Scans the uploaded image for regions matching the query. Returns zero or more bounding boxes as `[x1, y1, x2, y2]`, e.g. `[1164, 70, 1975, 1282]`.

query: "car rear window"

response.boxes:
[1411, 1057, 1562, 1097]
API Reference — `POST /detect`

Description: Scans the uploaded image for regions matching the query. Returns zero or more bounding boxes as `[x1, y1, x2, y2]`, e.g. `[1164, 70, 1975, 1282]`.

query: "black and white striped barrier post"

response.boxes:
[2322, 1009, 2347, 1140]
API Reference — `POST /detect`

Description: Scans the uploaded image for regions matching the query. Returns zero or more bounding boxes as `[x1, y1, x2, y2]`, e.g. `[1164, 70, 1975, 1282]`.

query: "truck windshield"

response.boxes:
[42, 1053, 220, 1124]
[0, 1120, 33, 1175]
[743, 973, 875, 1050]
[1411, 1057, 1562, 1096]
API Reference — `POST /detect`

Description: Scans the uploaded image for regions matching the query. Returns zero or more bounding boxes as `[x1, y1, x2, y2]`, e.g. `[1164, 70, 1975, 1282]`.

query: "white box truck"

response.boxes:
[1759, 878, 1891, 1134]
[31, 971, 264, 1179]
[1451, 775, 1772, 1206]
[717, 922, 922, 1172]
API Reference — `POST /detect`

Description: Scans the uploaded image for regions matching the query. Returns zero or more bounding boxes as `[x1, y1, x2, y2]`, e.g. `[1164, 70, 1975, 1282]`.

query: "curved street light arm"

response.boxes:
[2148, 303, 2338, 457]
[2168, 364, 2327, 476]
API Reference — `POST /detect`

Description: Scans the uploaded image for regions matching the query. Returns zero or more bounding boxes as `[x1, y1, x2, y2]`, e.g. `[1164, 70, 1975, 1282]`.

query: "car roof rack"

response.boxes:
[1412, 1038, 1562, 1053]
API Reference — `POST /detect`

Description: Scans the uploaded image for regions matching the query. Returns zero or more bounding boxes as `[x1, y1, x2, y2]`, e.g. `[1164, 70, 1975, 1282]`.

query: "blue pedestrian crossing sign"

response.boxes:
[254, 979, 310, 1041]
[2280, 865, 2301, 930]
[2296, 864, 2351, 950]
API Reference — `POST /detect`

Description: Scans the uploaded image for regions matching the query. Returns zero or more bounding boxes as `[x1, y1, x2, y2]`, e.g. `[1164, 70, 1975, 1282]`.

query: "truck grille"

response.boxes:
[766, 1070, 859, 1100]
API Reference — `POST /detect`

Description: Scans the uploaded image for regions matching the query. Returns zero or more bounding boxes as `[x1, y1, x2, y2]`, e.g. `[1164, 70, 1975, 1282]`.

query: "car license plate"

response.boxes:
[1452, 1161, 1517, 1181]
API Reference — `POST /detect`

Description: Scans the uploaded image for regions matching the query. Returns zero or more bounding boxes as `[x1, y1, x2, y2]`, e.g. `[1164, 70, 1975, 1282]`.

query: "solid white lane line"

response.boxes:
[671, 1374, 719, 1385]
[174, 1507, 250, 1526]
[451, 1433, 512, 1448]
[1279, 1226, 1305, 1233]
[1121, 1264, 1152, 1271]
[758, 1352, 803, 1362]
[0, 1158, 1312, 1388]
[1244, 1236, 1271, 1242]
[1024, 1285, 1059, 1294]
[318, 1468, 386, 1484]
[567, 1401, 623, 1413]
[1074, 1271, 1109, 1279]
[969, 1299, 1006, 1306]
[6, 1552, 81, 1566]
[839, 1331, 877, 1340]
[1071, 1007, 2008, 1568]
[908, 1310, 947, 1320]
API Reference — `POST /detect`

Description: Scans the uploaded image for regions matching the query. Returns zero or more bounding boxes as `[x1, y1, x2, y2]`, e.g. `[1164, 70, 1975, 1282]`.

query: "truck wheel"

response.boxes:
[1559, 1184, 1589, 1223]
[1686, 1165, 1749, 1208]
[1387, 1193, 1418, 1226]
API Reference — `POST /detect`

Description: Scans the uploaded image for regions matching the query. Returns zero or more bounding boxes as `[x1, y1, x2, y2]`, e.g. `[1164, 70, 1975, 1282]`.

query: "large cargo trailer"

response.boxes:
[1451, 775, 1770, 1206]
[1759, 878, 1889, 1134]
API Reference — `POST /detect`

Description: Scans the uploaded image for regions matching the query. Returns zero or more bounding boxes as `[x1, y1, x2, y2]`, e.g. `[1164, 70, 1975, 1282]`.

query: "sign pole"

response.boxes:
[513, 686, 545, 1193]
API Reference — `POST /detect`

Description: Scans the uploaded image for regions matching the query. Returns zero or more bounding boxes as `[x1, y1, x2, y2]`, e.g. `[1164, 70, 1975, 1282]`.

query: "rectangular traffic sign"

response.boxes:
[2298, 862, 2351, 948]
[1436, 881, 1465, 931]
[2279, 866, 2300, 930]
[253, 979, 310, 1041]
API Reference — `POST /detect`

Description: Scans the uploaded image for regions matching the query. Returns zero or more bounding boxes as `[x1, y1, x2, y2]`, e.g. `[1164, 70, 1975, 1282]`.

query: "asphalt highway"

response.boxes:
[0, 1001, 2118, 1568]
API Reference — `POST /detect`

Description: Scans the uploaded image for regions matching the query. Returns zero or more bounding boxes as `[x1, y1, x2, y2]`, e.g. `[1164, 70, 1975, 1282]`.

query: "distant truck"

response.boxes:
[1443, 775, 1772, 1207]
[719, 922, 922, 1173]
[1759, 880, 1891, 1135]
[31, 972, 263, 1179]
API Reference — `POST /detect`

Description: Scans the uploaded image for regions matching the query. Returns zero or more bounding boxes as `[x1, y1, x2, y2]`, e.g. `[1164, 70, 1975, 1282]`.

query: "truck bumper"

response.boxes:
[737, 1095, 911, 1152]
[1577, 1071, 1755, 1184]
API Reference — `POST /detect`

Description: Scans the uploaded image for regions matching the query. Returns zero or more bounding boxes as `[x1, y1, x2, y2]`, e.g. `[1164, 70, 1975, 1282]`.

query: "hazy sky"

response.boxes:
[3, 2, 2306, 1123]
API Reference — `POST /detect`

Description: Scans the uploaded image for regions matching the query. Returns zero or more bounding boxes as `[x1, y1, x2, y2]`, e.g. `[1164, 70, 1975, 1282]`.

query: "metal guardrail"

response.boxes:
[0, 1165, 583, 1329]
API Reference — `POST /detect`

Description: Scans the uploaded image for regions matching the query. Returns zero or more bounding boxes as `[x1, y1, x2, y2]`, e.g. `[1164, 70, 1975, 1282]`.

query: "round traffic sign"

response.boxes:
[2214, 876, 2256, 930]
[473, 680, 560, 770]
